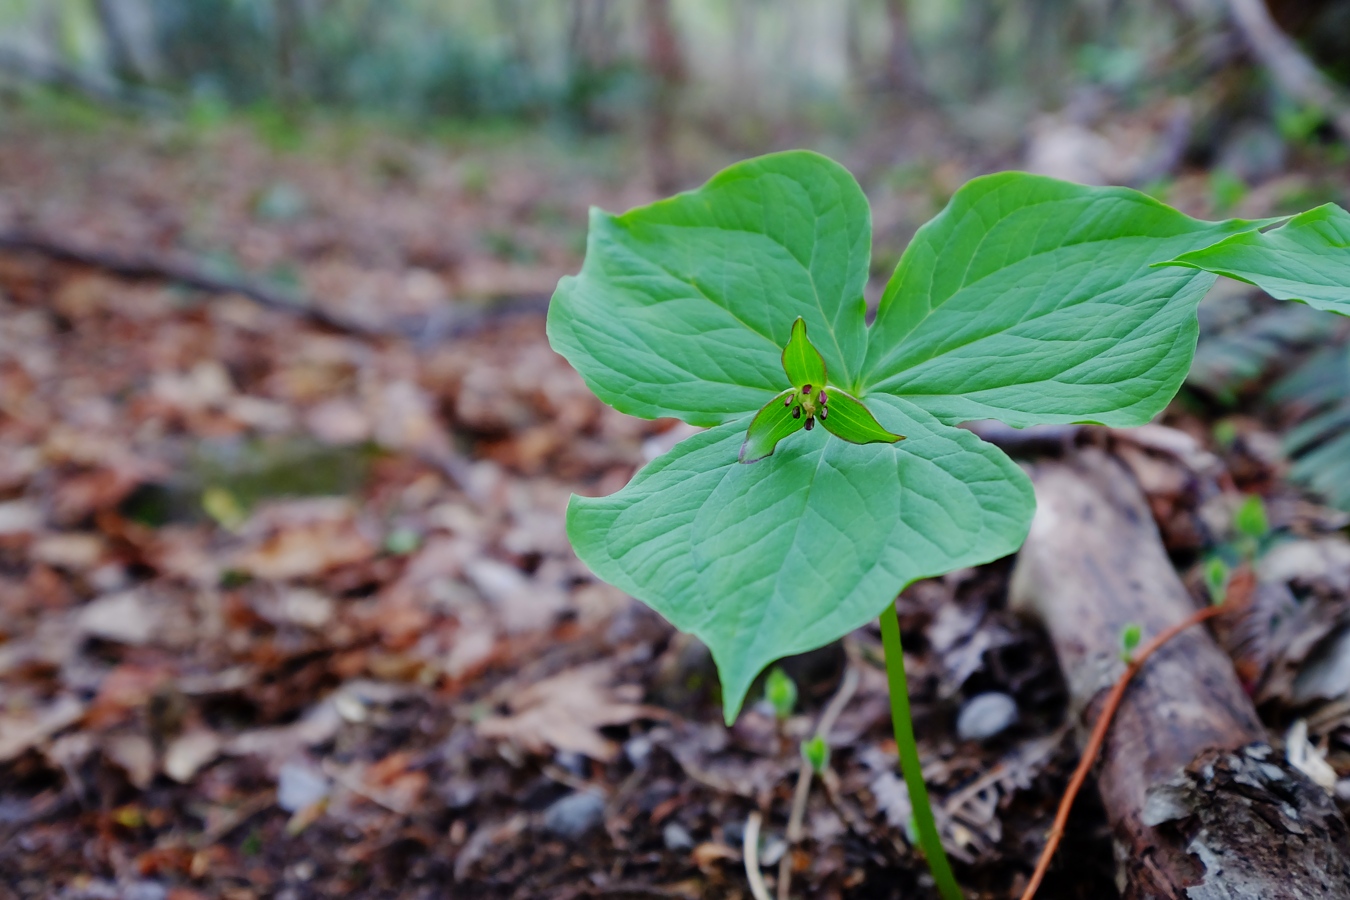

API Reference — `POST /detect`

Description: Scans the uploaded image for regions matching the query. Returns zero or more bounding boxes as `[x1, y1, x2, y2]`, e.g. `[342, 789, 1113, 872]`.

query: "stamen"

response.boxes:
[804, 416, 815, 431]
[820, 406, 827, 420]
[784, 394, 793, 407]
[792, 406, 801, 419]
[802, 384, 812, 396]
[818, 390, 827, 405]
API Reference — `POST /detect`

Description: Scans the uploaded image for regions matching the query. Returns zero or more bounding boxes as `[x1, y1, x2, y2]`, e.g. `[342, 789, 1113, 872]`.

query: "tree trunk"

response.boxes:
[882, 0, 924, 99]
[1010, 449, 1350, 899]
[642, 0, 684, 192]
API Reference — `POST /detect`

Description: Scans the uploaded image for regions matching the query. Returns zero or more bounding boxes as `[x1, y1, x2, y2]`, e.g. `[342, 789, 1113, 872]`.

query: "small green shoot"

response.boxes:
[1120, 623, 1143, 662]
[764, 666, 798, 720]
[1234, 494, 1269, 540]
[202, 485, 247, 531]
[1212, 419, 1239, 450]
[384, 526, 423, 556]
[800, 736, 830, 774]
[1204, 556, 1231, 605]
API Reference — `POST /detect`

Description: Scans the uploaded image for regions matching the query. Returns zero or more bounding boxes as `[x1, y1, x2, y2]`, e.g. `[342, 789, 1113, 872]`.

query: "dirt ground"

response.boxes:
[1, 106, 1347, 900]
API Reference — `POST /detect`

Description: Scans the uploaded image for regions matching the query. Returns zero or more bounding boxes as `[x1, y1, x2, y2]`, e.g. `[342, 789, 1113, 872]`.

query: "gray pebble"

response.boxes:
[121, 883, 167, 900]
[662, 821, 694, 851]
[624, 734, 653, 768]
[542, 790, 606, 840]
[277, 761, 330, 813]
[957, 692, 1019, 742]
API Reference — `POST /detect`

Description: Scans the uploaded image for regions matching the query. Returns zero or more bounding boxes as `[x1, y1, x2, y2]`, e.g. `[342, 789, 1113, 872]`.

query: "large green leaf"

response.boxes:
[1159, 203, 1350, 316]
[860, 173, 1267, 426]
[547, 151, 871, 426]
[566, 395, 1033, 722]
[548, 153, 1315, 726]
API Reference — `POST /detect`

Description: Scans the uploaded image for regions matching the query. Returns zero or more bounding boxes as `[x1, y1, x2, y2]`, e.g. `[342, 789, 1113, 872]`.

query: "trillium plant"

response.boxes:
[546, 150, 1350, 898]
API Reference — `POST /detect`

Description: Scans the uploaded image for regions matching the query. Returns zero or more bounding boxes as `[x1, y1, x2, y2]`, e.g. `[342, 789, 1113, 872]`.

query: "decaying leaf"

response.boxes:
[476, 663, 657, 762]
[0, 695, 86, 763]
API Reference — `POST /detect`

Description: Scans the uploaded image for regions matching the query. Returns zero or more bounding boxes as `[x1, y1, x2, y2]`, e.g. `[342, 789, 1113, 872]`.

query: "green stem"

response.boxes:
[879, 602, 963, 900]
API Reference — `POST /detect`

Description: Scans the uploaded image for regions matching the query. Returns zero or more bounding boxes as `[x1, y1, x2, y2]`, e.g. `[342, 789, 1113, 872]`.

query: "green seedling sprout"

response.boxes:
[384, 526, 422, 556]
[547, 150, 1350, 898]
[1120, 623, 1143, 662]
[1234, 494, 1269, 541]
[1204, 557, 1231, 606]
[800, 735, 830, 774]
[764, 666, 798, 721]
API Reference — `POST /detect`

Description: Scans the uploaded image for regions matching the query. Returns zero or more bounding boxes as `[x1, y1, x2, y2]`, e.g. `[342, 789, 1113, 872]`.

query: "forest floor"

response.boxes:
[1, 99, 1348, 900]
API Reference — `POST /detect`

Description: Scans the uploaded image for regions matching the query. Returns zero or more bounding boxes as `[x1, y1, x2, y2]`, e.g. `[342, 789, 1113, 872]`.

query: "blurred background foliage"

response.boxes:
[2, 0, 1350, 511]
[1, 0, 1346, 135]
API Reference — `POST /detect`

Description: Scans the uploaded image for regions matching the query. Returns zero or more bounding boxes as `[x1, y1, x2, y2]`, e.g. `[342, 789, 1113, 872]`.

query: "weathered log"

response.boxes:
[1010, 449, 1350, 898]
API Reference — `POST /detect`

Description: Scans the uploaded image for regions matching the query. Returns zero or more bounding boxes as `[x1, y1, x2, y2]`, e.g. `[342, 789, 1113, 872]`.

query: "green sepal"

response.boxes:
[782, 317, 827, 389]
[821, 389, 904, 446]
[740, 389, 806, 463]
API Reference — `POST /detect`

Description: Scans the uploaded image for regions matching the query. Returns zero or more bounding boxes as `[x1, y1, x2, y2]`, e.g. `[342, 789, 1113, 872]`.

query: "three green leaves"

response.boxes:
[547, 150, 1349, 722]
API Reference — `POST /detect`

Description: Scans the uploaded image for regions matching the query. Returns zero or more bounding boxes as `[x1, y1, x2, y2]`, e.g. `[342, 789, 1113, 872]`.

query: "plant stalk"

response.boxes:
[879, 602, 963, 900]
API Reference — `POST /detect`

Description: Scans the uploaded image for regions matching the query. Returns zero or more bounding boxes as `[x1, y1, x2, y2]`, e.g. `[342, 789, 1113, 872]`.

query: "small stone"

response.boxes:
[956, 692, 1018, 742]
[542, 790, 606, 840]
[662, 821, 694, 851]
[759, 833, 787, 866]
[121, 882, 167, 900]
[553, 750, 588, 778]
[623, 734, 653, 768]
[277, 762, 330, 813]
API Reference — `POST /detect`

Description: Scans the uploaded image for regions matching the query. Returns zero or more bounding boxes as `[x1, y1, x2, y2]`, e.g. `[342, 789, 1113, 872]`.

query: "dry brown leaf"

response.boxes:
[476, 662, 656, 762]
[234, 503, 376, 581]
[163, 729, 223, 783]
[78, 589, 157, 645]
[0, 694, 86, 763]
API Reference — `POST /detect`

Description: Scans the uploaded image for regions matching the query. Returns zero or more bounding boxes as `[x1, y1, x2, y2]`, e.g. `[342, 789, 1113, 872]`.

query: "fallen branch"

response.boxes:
[1224, 0, 1350, 144]
[0, 228, 356, 328]
[1011, 449, 1350, 897]
[0, 228, 551, 343]
[1019, 602, 1226, 900]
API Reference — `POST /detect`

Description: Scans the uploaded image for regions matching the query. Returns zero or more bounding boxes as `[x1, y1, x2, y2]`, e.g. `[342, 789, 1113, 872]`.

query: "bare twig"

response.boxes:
[1223, 0, 1350, 144]
[1019, 602, 1228, 900]
[777, 665, 860, 900]
[0, 229, 364, 332]
[0, 228, 551, 345]
[744, 811, 773, 900]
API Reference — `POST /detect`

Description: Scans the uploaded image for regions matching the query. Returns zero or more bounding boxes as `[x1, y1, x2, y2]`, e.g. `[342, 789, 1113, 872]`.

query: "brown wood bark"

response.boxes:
[1010, 449, 1350, 899]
